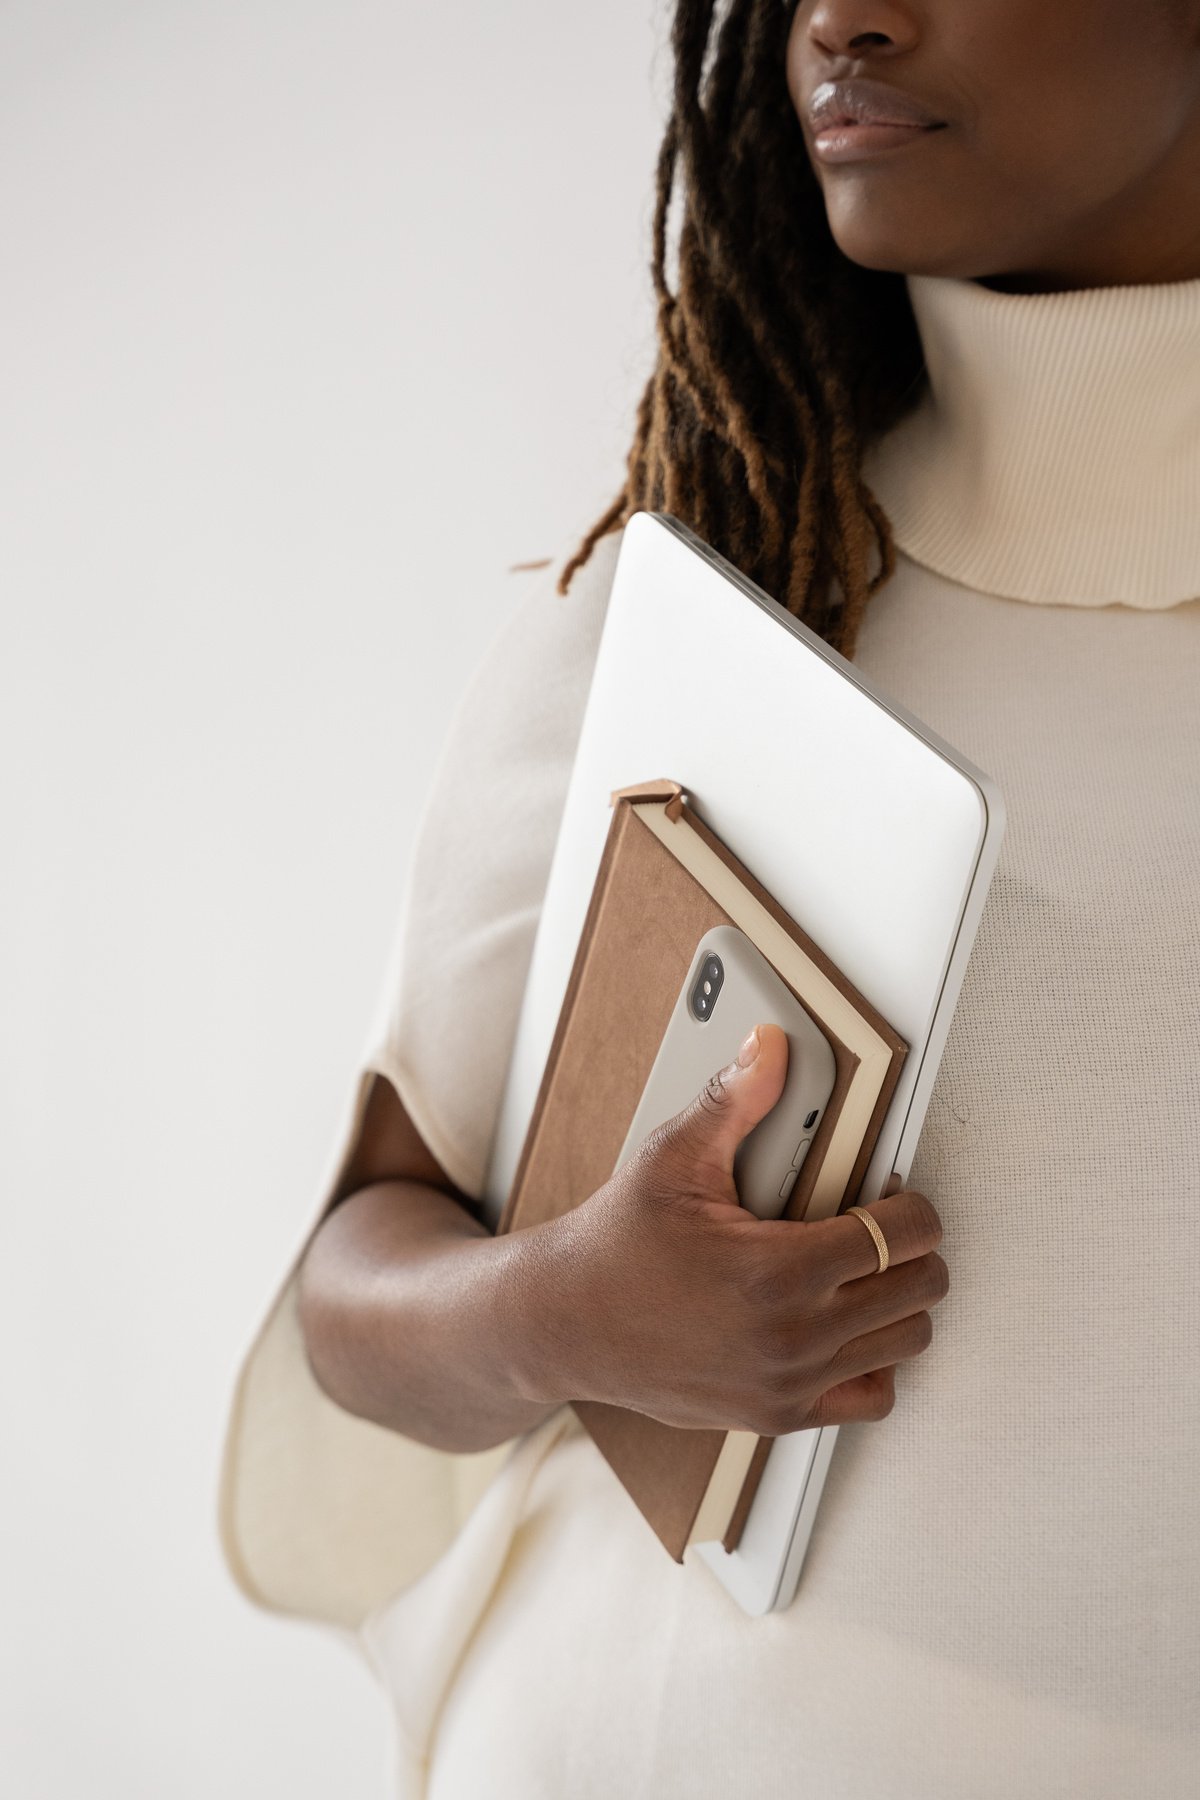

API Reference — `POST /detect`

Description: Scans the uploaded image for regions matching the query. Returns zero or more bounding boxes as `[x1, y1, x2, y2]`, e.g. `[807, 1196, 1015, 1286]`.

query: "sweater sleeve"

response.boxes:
[358, 528, 624, 1205]
[215, 525, 624, 1635]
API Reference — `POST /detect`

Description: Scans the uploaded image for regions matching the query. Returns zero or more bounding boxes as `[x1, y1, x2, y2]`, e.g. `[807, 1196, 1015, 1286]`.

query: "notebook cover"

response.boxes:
[497, 781, 904, 1560]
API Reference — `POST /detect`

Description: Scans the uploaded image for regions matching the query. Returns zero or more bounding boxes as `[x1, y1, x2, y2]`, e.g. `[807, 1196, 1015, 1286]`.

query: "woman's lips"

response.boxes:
[812, 119, 945, 162]
[807, 78, 948, 165]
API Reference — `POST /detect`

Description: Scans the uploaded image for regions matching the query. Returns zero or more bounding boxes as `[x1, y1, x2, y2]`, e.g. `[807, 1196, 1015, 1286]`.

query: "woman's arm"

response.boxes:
[296, 1074, 566, 1453]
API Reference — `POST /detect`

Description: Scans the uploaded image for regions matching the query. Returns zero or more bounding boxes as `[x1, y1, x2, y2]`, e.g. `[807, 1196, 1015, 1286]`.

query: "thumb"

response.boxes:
[656, 1022, 789, 1190]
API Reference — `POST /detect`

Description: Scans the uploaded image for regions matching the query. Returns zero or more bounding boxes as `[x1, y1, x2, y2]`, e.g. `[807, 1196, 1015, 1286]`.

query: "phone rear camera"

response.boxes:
[691, 950, 724, 1020]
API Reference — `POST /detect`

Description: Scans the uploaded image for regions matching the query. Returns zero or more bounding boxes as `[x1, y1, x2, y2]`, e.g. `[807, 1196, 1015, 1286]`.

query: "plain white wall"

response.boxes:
[0, 2, 667, 1792]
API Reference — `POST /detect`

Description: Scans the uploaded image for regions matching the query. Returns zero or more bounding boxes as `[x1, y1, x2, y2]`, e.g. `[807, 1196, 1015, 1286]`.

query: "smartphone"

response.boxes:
[611, 924, 837, 1221]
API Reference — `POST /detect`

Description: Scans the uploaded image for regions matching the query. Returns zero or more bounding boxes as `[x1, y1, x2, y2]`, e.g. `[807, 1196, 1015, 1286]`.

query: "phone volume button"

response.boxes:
[790, 1137, 812, 1170]
[778, 1167, 799, 1203]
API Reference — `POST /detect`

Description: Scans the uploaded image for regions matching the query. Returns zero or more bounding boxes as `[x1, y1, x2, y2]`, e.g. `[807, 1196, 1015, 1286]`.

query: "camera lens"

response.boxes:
[692, 950, 724, 1019]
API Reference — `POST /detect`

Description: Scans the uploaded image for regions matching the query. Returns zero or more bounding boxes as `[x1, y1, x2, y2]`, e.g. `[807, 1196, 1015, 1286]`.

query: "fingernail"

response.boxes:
[736, 1026, 761, 1068]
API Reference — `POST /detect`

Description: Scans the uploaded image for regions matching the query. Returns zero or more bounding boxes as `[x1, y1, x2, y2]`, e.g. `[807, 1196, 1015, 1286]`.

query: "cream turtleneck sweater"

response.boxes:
[863, 271, 1200, 607]
[219, 272, 1200, 1799]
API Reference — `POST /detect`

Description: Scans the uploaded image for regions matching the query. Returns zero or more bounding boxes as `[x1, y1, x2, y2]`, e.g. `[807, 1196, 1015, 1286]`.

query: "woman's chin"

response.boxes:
[826, 215, 1008, 283]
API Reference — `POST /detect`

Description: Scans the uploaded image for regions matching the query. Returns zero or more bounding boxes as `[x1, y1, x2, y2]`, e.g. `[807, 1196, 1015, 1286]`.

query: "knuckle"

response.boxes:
[874, 1381, 897, 1418]
[738, 1251, 793, 1314]
[909, 1190, 944, 1250]
[918, 1252, 951, 1305]
[905, 1309, 934, 1353]
[742, 1365, 815, 1437]
[698, 1065, 734, 1116]
[757, 1321, 797, 1369]
[798, 1256, 835, 1305]
[884, 1193, 942, 1263]
[756, 1395, 802, 1438]
[808, 1217, 859, 1288]
[760, 1361, 801, 1404]
[823, 1336, 858, 1384]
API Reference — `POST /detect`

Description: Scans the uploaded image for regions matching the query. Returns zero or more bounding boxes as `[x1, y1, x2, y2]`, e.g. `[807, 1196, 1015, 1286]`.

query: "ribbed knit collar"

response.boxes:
[862, 270, 1200, 607]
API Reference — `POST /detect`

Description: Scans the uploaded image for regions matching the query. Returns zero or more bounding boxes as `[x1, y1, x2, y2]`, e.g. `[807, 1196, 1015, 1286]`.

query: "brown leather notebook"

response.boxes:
[497, 778, 907, 1561]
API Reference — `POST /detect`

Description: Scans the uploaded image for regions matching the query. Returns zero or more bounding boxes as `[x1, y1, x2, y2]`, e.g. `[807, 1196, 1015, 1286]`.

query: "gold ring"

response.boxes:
[844, 1205, 890, 1274]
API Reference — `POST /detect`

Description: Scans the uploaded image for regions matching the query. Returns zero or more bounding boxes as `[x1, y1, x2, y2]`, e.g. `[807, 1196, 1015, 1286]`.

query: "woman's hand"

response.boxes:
[513, 1022, 948, 1437]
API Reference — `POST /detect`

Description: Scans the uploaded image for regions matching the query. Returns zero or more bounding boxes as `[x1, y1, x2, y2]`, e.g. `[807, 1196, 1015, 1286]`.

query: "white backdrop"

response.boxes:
[0, 3, 665, 1792]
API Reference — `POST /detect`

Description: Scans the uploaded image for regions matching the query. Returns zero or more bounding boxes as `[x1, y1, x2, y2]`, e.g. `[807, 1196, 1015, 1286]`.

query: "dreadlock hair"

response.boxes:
[556, 0, 927, 663]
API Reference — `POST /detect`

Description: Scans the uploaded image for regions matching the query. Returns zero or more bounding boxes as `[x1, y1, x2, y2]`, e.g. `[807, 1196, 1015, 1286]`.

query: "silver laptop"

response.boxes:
[482, 508, 1006, 1616]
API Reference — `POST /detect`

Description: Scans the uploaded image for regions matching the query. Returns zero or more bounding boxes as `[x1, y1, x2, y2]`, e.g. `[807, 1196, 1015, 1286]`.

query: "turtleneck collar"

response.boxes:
[861, 270, 1200, 608]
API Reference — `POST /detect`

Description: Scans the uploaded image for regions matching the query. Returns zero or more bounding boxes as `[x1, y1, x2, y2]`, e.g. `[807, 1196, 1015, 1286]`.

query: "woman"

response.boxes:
[282, 1, 1200, 1792]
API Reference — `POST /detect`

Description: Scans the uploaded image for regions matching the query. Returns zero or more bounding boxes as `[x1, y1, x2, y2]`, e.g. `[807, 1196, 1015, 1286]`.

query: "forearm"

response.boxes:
[295, 1179, 567, 1453]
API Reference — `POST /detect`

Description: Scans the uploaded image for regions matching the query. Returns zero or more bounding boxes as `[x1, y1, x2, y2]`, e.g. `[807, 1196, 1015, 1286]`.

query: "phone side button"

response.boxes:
[778, 1167, 799, 1203]
[790, 1137, 812, 1169]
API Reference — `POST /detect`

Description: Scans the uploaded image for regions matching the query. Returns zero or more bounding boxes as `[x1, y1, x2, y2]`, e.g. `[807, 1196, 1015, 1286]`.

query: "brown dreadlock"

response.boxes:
[556, 0, 927, 663]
